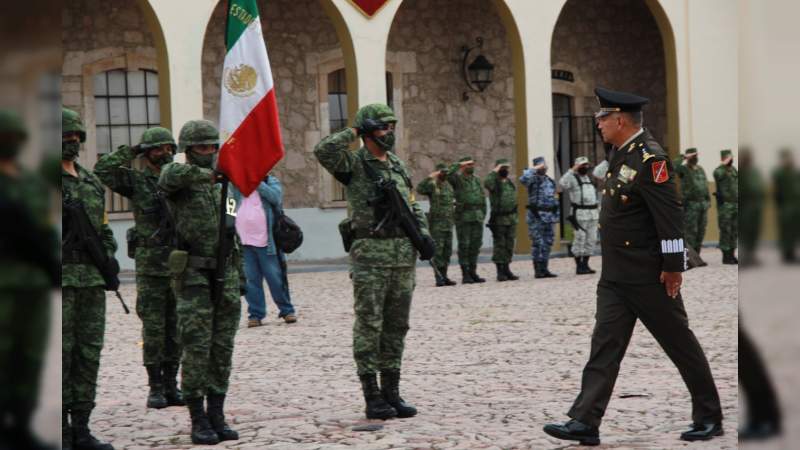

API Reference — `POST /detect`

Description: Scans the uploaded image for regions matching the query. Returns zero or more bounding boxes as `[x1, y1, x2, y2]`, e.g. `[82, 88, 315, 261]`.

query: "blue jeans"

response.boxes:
[242, 245, 295, 320]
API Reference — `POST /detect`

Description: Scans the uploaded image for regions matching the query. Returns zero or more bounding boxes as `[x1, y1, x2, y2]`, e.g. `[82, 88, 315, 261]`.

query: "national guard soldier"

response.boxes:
[0, 110, 59, 450]
[713, 149, 739, 264]
[771, 148, 800, 263]
[448, 156, 487, 283]
[484, 158, 519, 281]
[417, 162, 457, 286]
[543, 88, 723, 445]
[158, 120, 242, 445]
[315, 103, 431, 420]
[674, 148, 710, 267]
[558, 156, 599, 275]
[520, 156, 559, 278]
[61, 107, 117, 450]
[94, 127, 184, 410]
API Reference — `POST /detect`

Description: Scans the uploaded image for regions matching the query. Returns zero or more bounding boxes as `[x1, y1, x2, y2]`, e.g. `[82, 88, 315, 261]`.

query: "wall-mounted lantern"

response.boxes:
[461, 37, 494, 101]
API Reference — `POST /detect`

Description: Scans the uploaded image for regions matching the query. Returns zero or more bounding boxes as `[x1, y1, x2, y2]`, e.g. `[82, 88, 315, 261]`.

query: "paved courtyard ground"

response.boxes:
[57, 253, 739, 449]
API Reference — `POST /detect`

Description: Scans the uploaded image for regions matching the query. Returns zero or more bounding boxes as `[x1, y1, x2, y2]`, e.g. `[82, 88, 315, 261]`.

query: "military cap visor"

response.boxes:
[685, 148, 698, 155]
[459, 156, 474, 163]
[594, 87, 649, 118]
[495, 158, 510, 167]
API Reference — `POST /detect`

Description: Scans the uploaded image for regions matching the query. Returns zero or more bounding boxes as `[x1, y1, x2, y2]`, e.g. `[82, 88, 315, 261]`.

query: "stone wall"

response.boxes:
[551, 0, 667, 145]
[202, 0, 341, 208]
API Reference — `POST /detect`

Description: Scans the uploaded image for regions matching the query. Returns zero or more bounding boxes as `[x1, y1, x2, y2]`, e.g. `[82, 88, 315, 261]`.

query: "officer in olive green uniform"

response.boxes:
[674, 148, 710, 267]
[315, 103, 430, 421]
[484, 158, 519, 281]
[158, 120, 241, 445]
[771, 148, 800, 262]
[448, 156, 487, 283]
[94, 128, 184, 410]
[545, 88, 722, 446]
[416, 163, 457, 286]
[713, 149, 739, 264]
[0, 110, 59, 450]
[61, 108, 117, 450]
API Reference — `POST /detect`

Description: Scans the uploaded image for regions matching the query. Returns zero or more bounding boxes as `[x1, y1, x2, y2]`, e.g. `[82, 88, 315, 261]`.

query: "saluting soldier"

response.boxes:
[417, 162, 457, 286]
[543, 88, 723, 446]
[520, 157, 559, 278]
[558, 156, 599, 275]
[484, 158, 519, 281]
[448, 156, 487, 284]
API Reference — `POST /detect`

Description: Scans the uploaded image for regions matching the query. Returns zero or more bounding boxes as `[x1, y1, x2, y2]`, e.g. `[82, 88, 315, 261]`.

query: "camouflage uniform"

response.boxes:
[675, 149, 710, 255]
[315, 103, 427, 420]
[484, 158, 519, 281]
[416, 163, 456, 286]
[61, 107, 117, 450]
[94, 127, 183, 409]
[771, 150, 800, 262]
[713, 150, 739, 263]
[520, 158, 560, 277]
[448, 156, 487, 282]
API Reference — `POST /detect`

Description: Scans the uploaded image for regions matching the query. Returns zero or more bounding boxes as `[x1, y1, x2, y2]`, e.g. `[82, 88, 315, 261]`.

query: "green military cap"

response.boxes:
[435, 163, 447, 171]
[574, 156, 589, 166]
[459, 156, 474, 163]
[720, 149, 732, 159]
[685, 147, 698, 155]
[62, 107, 86, 142]
[495, 158, 510, 167]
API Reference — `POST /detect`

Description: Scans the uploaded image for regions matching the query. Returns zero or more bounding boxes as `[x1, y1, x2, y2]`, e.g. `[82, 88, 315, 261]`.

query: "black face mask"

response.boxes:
[498, 168, 509, 178]
[62, 140, 80, 161]
[437, 173, 446, 182]
[687, 156, 698, 165]
[577, 167, 589, 175]
[536, 168, 547, 175]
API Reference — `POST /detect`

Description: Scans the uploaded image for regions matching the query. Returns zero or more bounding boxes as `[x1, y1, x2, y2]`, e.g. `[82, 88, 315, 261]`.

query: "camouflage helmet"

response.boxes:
[353, 103, 397, 129]
[139, 126, 176, 151]
[62, 107, 86, 142]
[178, 120, 219, 152]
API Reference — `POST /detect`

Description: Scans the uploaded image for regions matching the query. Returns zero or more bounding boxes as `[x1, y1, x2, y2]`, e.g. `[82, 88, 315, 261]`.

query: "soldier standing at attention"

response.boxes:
[484, 158, 519, 281]
[543, 88, 723, 445]
[447, 156, 487, 284]
[314, 104, 430, 420]
[417, 163, 457, 286]
[61, 107, 117, 450]
[713, 149, 740, 264]
[158, 120, 242, 445]
[520, 156, 559, 278]
[771, 148, 800, 263]
[94, 128, 184, 410]
[558, 156, 599, 275]
[674, 148, 710, 267]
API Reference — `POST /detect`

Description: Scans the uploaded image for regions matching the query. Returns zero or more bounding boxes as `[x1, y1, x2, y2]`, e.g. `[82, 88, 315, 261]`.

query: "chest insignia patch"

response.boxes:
[652, 160, 669, 184]
[618, 164, 638, 183]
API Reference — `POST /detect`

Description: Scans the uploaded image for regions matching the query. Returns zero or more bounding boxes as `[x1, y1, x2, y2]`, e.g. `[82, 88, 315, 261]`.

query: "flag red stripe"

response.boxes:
[217, 89, 284, 196]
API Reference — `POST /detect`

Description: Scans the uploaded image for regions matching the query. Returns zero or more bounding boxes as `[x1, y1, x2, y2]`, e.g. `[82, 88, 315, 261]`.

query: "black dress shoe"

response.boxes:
[680, 422, 723, 441]
[738, 421, 781, 441]
[543, 419, 600, 446]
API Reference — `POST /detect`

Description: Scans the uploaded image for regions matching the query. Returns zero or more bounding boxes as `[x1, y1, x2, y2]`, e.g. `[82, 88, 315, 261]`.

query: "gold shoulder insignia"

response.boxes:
[642, 150, 656, 162]
[627, 142, 636, 153]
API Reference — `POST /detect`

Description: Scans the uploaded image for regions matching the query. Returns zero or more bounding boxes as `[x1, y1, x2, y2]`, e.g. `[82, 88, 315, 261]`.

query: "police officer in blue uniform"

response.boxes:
[543, 87, 723, 445]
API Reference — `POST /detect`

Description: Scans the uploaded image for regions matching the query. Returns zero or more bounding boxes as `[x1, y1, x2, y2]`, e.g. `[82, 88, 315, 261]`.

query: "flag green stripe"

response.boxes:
[225, 0, 260, 52]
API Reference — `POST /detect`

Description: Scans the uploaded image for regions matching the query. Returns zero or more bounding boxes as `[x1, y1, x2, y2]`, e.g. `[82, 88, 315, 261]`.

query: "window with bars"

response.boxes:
[93, 69, 160, 214]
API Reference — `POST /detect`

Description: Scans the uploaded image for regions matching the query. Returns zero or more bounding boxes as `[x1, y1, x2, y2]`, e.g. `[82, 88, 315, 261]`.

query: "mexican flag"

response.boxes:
[218, 0, 284, 196]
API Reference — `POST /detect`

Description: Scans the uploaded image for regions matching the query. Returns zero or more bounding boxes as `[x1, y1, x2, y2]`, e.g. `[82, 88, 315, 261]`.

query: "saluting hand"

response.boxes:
[660, 271, 682, 298]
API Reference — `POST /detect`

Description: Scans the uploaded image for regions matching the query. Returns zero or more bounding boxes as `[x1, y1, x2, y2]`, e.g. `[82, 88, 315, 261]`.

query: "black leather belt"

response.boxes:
[572, 204, 598, 210]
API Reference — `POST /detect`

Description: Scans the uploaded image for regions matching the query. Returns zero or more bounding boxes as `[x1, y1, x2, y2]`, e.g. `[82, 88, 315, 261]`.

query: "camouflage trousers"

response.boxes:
[63, 286, 106, 411]
[490, 224, 516, 264]
[683, 201, 709, 251]
[175, 283, 240, 400]
[527, 216, 555, 262]
[456, 221, 484, 266]
[352, 266, 415, 375]
[430, 225, 453, 273]
[717, 203, 739, 251]
[0, 288, 50, 419]
[572, 219, 598, 257]
[136, 275, 181, 366]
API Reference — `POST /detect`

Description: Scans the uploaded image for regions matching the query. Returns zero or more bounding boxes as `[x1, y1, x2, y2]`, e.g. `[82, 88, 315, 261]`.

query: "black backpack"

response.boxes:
[272, 207, 303, 253]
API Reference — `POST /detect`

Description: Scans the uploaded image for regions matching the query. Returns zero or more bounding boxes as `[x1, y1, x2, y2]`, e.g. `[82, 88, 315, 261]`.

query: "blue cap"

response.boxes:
[532, 156, 546, 168]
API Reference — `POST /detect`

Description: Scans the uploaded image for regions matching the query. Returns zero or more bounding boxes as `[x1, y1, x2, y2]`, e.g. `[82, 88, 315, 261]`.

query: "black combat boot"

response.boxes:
[71, 407, 114, 450]
[207, 394, 238, 441]
[380, 370, 418, 418]
[441, 266, 457, 286]
[470, 264, 486, 283]
[62, 410, 72, 450]
[145, 364, 167, 409]
[504, 263, 519, 280]
[359, 374, 397, 420]
[694, 247, 708, 266]
[541, 260, 558, 278]
[722, 249, 738, 265]
[582, 256, 597, 274]
[495, 263, 509, 282]
[162, 362, 185, 406]
[434, 268, 446, 287]
[186, 397, 219, 445]
[533, 260, 545, 278]
[460, 265, 476, 284]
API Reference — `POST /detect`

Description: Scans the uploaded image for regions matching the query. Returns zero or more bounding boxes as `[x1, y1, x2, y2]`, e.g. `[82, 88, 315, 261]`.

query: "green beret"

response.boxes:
[685, 147, 698, 155]
[495, 158, 510, 166]
[459, 156, 474, 163]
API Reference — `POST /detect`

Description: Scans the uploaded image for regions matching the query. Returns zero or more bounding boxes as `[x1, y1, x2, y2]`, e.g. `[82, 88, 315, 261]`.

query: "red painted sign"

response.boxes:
[651, 160, 669, 184]
[348, 0, 389, 17]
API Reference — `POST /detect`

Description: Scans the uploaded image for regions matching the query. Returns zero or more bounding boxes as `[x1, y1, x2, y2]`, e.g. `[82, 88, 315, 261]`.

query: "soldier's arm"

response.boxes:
[157, 162, 214, 194]
[592, 160, 609, 180]
[100, 212, 118, 256]
[446, 163, 464, 190]
[483, 171, 498, 192]
[416, 177, 435, 196]
[519, 168, 534, 187]
[558, 170, 576, 190]
[94, 145, 137, 197]
[313, 128, 356, 184]
[637, 157, 685, 273]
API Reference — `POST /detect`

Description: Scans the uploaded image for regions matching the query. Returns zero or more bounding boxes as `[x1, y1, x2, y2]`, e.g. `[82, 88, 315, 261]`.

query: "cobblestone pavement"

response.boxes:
[85, 253, 738, 449]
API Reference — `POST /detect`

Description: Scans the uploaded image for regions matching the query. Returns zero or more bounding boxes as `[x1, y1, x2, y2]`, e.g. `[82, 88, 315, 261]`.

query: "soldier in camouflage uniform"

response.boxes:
[520, 156, 559, 278]
[675, 148, 711, 267]
[448, 156, 487, 284]
[772, 148, 800, 263]
[158, 120, 242, 445]
[558, 156, 599, 275]
[0, 110, 59, 450]
[315, 103, 430, 420]
[61, 108, 116, 450]
[713, 149, 740, 265]
[484, 158, 519, 281]
[416, 162, 457, 286]
[94, 127, 184, 410]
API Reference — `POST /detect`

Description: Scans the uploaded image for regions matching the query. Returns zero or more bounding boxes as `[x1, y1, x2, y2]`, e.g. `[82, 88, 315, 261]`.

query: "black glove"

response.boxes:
[418, 235, 436, 261]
